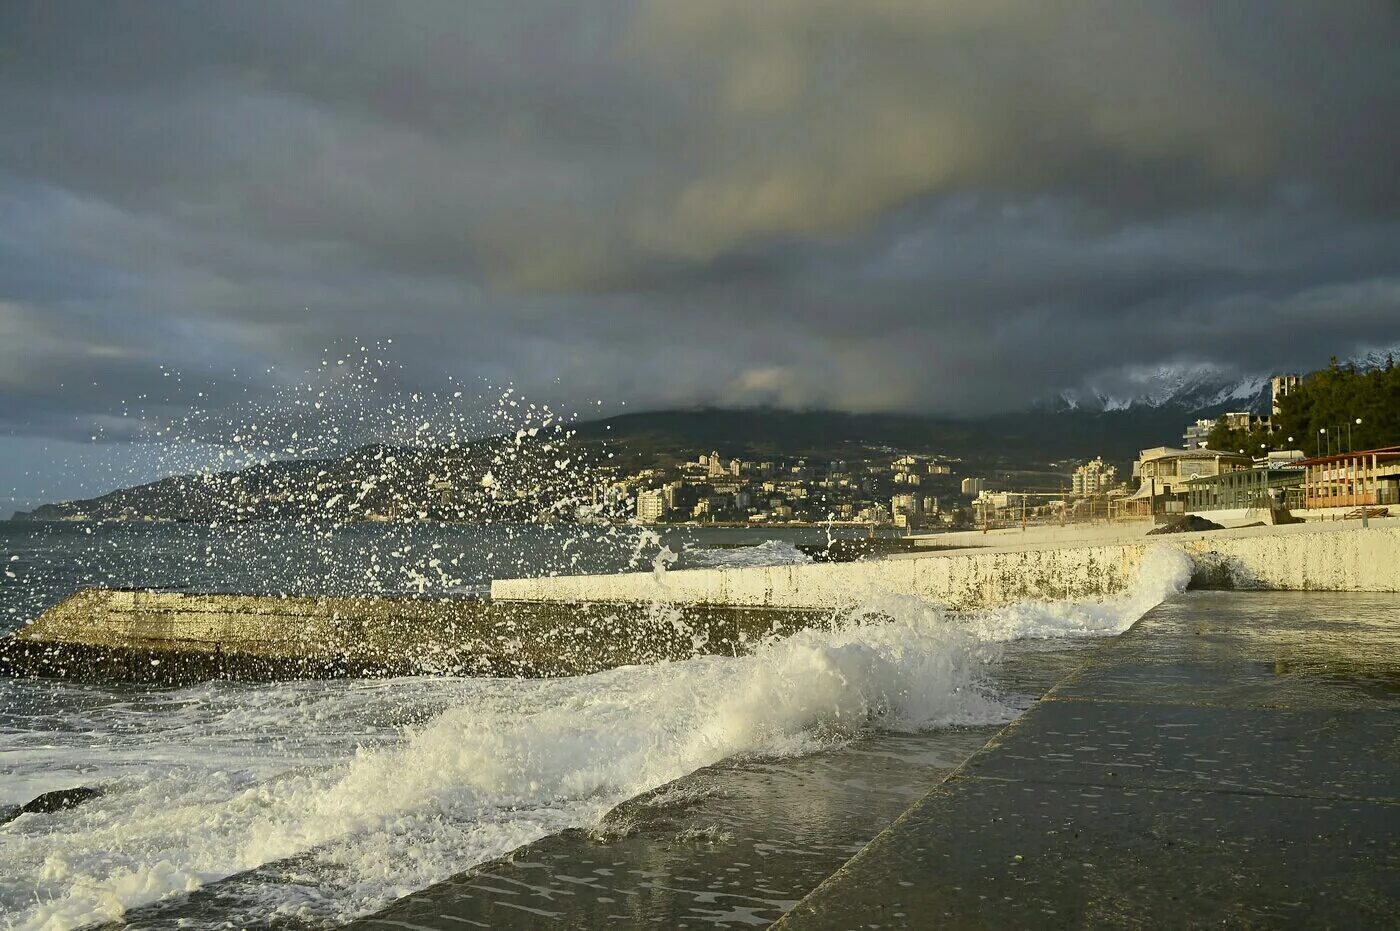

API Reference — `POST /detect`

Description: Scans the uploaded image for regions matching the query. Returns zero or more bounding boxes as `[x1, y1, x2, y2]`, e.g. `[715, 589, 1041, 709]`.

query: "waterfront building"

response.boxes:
[1122, 447, 1253, 518]
[1185, 467, 1305, 513]
[1132, 447, 1252, 490]
[1262, 449, 1306, 468]
[856, 504, 888, 524]
[1299, 446, 1400, 510]
[891, 493, 920, 513]
[636, 488, 665, 523]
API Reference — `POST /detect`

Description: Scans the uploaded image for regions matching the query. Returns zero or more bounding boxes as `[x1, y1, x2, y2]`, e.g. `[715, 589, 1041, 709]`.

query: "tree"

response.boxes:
[1274, 362, 1400, 456]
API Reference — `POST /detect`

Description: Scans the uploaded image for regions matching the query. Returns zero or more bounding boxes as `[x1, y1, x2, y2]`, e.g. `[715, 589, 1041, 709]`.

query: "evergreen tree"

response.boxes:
[1208, 361, 1400, 456]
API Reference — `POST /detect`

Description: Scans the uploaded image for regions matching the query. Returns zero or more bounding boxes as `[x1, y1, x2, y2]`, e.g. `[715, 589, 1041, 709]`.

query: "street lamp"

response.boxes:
[1319, 427, 1328, 457]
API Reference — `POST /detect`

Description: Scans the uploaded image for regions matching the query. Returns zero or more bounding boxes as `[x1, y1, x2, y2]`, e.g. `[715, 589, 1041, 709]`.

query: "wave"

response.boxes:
[682, 539, 813, 568]
[0, 545, 1192, 929]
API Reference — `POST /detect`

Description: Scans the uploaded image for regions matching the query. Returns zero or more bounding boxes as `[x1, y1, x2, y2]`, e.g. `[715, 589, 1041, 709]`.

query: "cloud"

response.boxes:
[0, 0, 1396, 472]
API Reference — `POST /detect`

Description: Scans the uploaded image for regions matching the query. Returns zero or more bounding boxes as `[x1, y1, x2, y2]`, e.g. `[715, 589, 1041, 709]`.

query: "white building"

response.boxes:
[1071, 457, 1119, 496]
[636, 488, 665, 523]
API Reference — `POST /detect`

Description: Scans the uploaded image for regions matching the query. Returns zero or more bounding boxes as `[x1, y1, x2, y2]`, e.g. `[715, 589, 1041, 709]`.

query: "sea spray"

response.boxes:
[0, 547, 1193, 929]
[968, 544, 1195, 641]
[683, 539, 813, 569]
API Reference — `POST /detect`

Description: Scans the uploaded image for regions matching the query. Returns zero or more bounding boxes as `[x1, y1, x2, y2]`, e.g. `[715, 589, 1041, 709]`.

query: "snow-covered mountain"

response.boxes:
[1049, 364, 1271, 415]
[1046, 343, 1399, 416]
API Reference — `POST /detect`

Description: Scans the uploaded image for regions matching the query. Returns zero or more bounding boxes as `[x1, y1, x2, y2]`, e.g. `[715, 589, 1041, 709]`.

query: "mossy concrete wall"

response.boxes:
[492, 524, 1400, 610]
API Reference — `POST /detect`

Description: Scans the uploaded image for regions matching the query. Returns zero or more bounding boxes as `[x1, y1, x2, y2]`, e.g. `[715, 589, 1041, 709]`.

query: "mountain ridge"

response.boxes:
[1044, 342, 1399, 415]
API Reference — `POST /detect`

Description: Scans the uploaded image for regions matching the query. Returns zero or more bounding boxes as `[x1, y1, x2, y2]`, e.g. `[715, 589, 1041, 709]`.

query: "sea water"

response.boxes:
[0, 520, 1193, 929]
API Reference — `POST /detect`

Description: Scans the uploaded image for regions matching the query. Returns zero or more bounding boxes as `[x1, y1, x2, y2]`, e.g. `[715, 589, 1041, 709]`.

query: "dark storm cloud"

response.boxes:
[1, 0, 1398, 451]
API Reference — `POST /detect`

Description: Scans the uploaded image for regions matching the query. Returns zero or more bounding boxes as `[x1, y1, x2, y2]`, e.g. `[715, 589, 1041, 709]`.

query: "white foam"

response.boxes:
[0, 545, 1193, 929]
[683, 540, 813, 569]
[967, 545, 1194, 641]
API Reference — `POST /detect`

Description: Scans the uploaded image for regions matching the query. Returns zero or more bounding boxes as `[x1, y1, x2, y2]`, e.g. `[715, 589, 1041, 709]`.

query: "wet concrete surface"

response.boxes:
[333, 646, 1092, 930]
[776, 591, 1400, 929]
[336, 647, 1088, 930]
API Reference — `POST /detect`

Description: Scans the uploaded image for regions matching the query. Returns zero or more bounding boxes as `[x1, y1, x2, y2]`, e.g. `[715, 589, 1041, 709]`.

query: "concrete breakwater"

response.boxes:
[2, 589, 821, 683]
[6, 522, 1396, 683]
[492, 522, 1400, 610]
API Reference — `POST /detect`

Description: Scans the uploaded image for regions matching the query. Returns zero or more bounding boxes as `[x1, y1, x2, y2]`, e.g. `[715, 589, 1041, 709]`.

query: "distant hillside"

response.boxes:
[14, 405, 1208, 523]
[574, 406, 1212, 470]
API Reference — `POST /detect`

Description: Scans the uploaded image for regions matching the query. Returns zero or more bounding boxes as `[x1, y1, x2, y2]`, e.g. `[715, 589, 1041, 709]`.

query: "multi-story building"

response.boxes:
[856, 504, 888, 524]
[1071, 457, 1118, 496]
[1220, 411, 1267, 432]
[1122, 447, 1253, 518]
[1183, 418, 1216, 450]
[890, 493, 920, 514]
[636, 488, 665, 523]
[1133, 447, 1252, 489]
[1271, 374, 1302, 416]
[960, 477, 985, 496]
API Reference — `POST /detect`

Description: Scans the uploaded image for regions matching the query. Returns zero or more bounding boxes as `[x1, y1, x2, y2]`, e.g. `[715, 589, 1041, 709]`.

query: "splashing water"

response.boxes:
[683, 539, 814, 569]
[968, 545, 1194, 641]
[2, 345, 647, 618]
[0, 353, 1198, 928]
[0, 546, 1194, 929]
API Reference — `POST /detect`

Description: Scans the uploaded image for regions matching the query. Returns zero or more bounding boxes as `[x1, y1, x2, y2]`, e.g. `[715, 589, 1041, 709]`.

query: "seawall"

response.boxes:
[491, 522, 1400, 610]
[3, 589, 821, 682]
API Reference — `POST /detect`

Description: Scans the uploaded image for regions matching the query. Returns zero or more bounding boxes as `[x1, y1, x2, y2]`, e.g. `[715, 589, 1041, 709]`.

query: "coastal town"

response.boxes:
[602, 371, 1400, 531]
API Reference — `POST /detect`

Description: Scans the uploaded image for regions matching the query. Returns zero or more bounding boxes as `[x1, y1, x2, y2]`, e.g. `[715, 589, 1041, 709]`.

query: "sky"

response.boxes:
[2, 1, 1399, 510]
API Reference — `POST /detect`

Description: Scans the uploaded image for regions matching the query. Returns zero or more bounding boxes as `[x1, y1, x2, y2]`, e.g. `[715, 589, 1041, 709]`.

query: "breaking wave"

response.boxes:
[682, 539, 814, 568]
[0, 546, 1192, 929]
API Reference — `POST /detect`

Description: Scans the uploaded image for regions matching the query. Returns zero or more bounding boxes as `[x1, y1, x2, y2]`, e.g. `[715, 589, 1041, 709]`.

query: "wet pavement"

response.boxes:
[338, 643, 1092, 930]
[776, 591, 1400, 929]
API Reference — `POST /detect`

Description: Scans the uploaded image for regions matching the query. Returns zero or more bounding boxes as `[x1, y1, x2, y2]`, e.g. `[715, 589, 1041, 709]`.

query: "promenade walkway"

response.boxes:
[776, 591, 1400, 929]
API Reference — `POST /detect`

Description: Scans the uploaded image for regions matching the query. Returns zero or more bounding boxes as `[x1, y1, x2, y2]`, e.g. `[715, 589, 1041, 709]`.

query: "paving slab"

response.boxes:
[776, 591, 1400, 930]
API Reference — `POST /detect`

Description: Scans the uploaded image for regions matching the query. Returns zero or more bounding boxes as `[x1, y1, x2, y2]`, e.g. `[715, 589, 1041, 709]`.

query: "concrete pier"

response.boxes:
[775, 591, 1400, 929]
[1, 589, 822, 682]
[492, 522, 1400, 610]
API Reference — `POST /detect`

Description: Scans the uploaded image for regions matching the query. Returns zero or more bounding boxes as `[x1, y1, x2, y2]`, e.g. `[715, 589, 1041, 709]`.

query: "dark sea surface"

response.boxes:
[0, 519, 869, 636]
